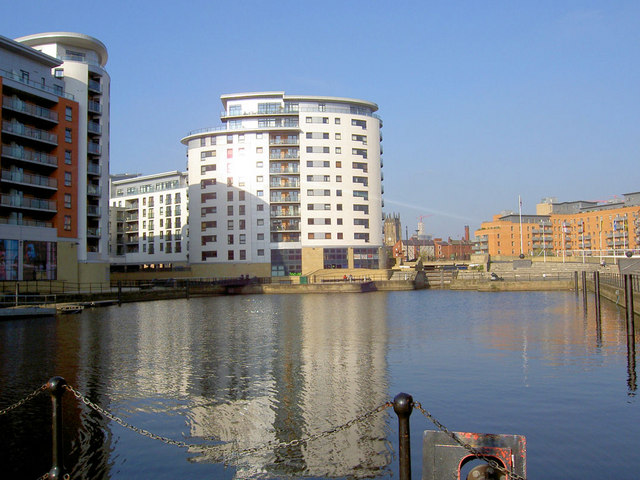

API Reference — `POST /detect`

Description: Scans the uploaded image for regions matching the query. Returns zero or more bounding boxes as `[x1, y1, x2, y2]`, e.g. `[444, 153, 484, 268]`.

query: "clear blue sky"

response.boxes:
[4, 1, 639, 238]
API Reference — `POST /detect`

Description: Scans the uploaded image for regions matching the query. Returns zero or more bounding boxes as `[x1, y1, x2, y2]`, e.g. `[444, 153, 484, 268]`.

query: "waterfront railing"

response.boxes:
[0, 378, 527, 480]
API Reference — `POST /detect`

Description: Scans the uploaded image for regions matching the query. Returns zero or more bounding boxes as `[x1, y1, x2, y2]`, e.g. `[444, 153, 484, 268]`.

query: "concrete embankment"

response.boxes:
[450, 279, 574, 292]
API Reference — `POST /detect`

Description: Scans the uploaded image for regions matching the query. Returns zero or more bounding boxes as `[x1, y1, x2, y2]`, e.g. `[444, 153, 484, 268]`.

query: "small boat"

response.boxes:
[57, 304, 84, 314]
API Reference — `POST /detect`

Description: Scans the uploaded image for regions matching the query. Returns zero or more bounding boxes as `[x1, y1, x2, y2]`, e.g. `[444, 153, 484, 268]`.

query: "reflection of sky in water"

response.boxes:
[1, 290, 638, 479]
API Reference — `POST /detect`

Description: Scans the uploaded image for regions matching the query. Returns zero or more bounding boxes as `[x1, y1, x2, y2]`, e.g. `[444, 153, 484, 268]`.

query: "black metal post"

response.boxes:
[393, 392, 413, 480]
[574, 271, 579, 294]
[117, 280, 122, 306]
[625, 274, 635, 333]
[48, 376, 67, 479]
[185, 279, 190, 300]
[581, 271, 588, 310]
[594, 271, 601, 321]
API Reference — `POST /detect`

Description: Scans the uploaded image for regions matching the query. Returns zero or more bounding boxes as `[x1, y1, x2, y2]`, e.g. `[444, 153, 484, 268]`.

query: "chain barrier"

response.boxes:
[3, 382, 528, 480]
[412, 400, 527, 480]
[0, 384, 47, 416]
[35, 474, 69, 480]
[65, 383, 392, 461]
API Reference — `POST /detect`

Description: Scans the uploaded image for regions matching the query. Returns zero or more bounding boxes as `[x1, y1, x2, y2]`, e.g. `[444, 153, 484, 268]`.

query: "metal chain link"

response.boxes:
[35, 472, 69, 480]
[413, 401, 527, 480]
[0, 384, 47, 416]
[65, 384, 392, 461]
[236, 401, 393, 457]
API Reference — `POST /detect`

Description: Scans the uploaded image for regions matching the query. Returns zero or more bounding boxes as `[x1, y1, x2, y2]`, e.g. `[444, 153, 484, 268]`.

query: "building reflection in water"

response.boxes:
[183, 293, 392, 478]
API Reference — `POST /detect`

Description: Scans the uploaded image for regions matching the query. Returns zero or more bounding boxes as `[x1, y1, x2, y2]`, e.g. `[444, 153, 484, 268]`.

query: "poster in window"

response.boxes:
[0, 239, 19, 280]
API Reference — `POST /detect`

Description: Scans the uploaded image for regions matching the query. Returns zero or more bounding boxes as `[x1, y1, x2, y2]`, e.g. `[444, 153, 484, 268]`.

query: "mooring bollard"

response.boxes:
[624, 275, 635, 335]
[117, 280, 122, 306]
[47, 376, 67, 479]
[581, 271, 588, 310]
[393, 392, 413, 480]
[185, 279, 190, 299]
[594, 271, 601, 322]
[574, 271, 579, 294]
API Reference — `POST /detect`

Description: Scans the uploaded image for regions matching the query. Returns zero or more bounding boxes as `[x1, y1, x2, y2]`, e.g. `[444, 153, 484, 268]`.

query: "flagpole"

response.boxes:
[518, 196, 524, 257]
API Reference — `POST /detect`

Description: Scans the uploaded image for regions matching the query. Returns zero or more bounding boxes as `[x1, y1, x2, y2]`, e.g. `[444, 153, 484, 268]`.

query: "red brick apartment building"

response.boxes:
[474, 194, 640, 259]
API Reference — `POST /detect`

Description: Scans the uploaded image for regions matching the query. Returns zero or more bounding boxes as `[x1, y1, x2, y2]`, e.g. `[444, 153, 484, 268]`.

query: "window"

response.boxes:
[175, 218, 181, 228]
[201, 165, 216, 174]
[335, 147, 342, 154]
[201, 206, 217, 215]
[337, 233, 343, 239]
[257, 204, 264, 211]
[54, 69, 64, 78]
[65, 107, 72, 121]
[336, 189, 342, 196]
[256, 175, 263, 182]
[227, 177, 233, 186]
[238, 134, 245, 143]
[256, 161, 263, 168]
[227, 191, 234, 201]
[239, 250, 246, 260]
[335, 118, 341, 124]
[202, 250, 217, 260]
[337, 218, 343, 225]
[64, 215, 71, 231]
[227, 149, 233, 159]
[239, 191, 245, 201]
[239, 219, 246, 230]
[227, 205, 234, 215]
[64, 172, 72, 186]
[257, 233, 265, 240]
[352, 119, 367, 129]
[201, 150, 216, 159]
[257, 190, 264, 197]
[256, 147, 263, 154]
[306, 146, 330, 153]
[210, 136, 216, 145]
[227, 220, 234, 230]
[257, 219, 265, 226]
[200, 138, 207, 147]
[336, 176, 342, 182]
[336, 161, 342, 168]
[352, 148, 368, 158]
[65, 128, 72, 143]
[65, 150, 72, 164]
[160, 243, 164, 252]
[257, 249, 265, 256]
[239, 234, 246, 244]
[337, 204, 343, 211]
[228, 250, 234, 260]
[335, 133, 341, 140]
[307, 160, 330, 168]
[64, 194, 71, 208]
[227, 135, 233, 144]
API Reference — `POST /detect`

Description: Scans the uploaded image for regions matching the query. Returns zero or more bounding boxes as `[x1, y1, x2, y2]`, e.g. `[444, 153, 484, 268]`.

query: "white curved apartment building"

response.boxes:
[17, 32, 110, 277]
[182, 92, 383, 277]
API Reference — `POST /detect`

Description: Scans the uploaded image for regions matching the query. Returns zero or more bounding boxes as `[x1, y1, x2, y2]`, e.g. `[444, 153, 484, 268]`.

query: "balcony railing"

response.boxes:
[88, 79, 102, 93]
[270, 179, 300, 188]
[0, 68, 74, 100]
[269, 166, 299, 174]
[88, 101, 102, 114]
[87, 142, 101, 155]
[1, 146, 58, 167]
[87, 205, 101, 216]
[1, 170, 57, 189]
[0, 217, 53, 228]
[87, 227, 101, 237]
[270, 209, 300, 217]
[125, 213, 138, 222]
[87, 163, 101, 175]
[3, 96, 58, 123]
[87, 121, 101, 135]
[270, 194, 299, 203]
[87, 185, 101, 196]
[269, 153, 300, 160]
[2, 122, 57, 145]
[0, 194, 56, 212]
[269, 137, 299, 145]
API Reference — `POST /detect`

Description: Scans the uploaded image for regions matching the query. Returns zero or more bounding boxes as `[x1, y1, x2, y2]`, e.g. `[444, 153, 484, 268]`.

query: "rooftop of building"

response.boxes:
[16, 32, 108, 67]
[220, 91, 378, 112]
[0, 34, 62, 67]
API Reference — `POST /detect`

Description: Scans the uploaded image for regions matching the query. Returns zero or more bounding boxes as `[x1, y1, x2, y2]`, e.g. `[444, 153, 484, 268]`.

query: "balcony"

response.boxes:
[87, 162, 101, 176]
[3, 96, 58, 123]
[88, 79, 102, 94]
[87, 142, 101, 155]
[270, 222, 300, 232]
[88, 101, 102, 114]
[87, 227, 101, 238]
[270, 192, 299, 203]
[87, 205, 101, 216]
[2, 121, 57, 146]
[125, 235, 139, 245]
[1, 170, 57, 190]
[269, 137, 299, 145]
[125, 213, 138, 222]
[222, 105, 300, 118]
[0, 68, 74, 100]
[0, 217, 53, 228]
[124, 225, 138, 233]
[0, 194, 56, 213]
[269, 152, 300, 160]
[87, 121, 101, 135]
[1, 145, 58, 168]
[87, 185, 101, 196]
[125, 201, 139, 211]
[270, 178, 300, 188]
[269, 164, 299, 174]
[270, 208, 300, 218]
